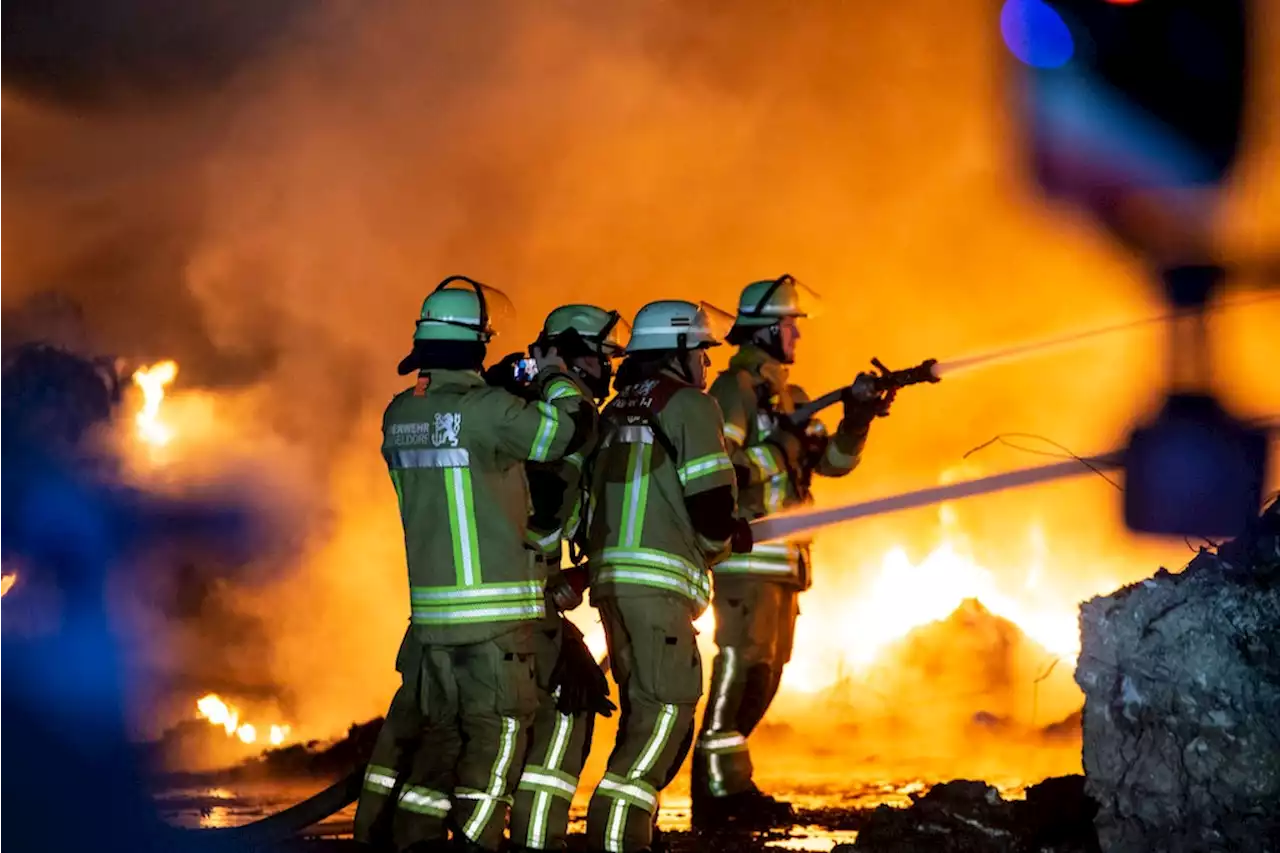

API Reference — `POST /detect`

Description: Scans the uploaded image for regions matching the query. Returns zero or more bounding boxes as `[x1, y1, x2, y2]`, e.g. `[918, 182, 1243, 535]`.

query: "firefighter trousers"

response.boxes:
[509, 612, 595, 851]
[353, 624, 538, 851]
[585, 593, 701, 853]
[693, 579, 798, 798]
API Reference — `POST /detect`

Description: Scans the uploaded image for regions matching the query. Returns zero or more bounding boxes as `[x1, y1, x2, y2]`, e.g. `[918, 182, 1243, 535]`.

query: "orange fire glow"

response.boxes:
[195, 693, 292, 747]
[132, 360, 179, 447]
[1, 574, 17, 598]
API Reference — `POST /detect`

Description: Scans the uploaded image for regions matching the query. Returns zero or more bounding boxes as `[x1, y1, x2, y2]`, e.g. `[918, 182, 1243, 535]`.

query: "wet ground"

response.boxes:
[156, 777, 1036, 851]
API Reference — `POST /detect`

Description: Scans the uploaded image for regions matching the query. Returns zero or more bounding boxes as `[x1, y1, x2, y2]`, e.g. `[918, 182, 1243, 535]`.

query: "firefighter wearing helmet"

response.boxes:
[691, 275, 890, 828]
[581, 299, 753, 853]
[353, 277, 597, 853]
[502, 304, 629, 853]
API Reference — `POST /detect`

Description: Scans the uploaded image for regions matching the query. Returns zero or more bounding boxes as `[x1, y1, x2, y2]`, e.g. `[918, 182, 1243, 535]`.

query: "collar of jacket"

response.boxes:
[417, 369, 486, 389]
[728, 345, 789, 395]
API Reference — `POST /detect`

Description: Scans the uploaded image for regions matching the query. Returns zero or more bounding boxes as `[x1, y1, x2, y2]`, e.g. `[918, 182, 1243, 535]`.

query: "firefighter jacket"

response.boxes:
[383, 368, 585, 645]
[523, 370, 596, 570]
[586, 371, 738, 615]
[710, 345, 866, 589]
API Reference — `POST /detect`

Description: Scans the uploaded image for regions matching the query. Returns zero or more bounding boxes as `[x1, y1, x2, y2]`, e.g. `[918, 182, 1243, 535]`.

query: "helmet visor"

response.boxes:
[599, 312, 631, 357]
[696, 301, 736, 347]
[746, 274, 822, 321]
[425, 275, 516, 340]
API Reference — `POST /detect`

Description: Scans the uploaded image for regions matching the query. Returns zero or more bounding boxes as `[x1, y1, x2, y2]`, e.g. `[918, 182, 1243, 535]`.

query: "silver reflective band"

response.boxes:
[399, 788, 452, 812]
[365, 770, 396, 790]
[411, 581, 544, 602]
[389, 448, 471, 469]
[519, 770, 578, 797]
[596, 776, 657, 810]
[616, 425, 654, 444]
[698, 732, 747, 750]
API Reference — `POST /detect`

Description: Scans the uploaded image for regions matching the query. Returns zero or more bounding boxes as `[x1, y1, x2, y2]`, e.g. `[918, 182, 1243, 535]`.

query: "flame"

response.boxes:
[0, 574, 16, 597]
[781, 531, 1118, 696]
[132, 360, 178, 447]
[195, 693, 292, 747]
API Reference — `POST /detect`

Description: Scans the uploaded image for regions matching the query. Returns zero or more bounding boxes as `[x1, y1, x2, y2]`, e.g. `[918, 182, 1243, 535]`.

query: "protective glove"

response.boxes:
[547, 565, 588, 612]
[730, 517, 754, 554]
[841, 373, 893, 428]
[550, 617, 616, 718]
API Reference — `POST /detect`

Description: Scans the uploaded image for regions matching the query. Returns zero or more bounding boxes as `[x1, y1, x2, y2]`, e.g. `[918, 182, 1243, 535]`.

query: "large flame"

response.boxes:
[195, 693, 292, 747]
[133, 360, 179, 447]
[0, 574, 17, 597]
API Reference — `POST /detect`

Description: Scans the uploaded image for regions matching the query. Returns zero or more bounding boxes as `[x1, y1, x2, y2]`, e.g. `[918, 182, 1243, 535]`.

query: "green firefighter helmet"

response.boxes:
[734, 274, 819, 327]
[541, 304, 631, 356]
[625, 300, 733, 353]
[412, 275, 513, 342]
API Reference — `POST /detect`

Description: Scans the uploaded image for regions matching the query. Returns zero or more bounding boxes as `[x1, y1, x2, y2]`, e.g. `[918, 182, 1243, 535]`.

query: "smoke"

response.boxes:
[5, 0, 1279, 769]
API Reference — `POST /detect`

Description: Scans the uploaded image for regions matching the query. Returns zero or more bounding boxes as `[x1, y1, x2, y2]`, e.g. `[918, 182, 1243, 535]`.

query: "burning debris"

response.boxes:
[196, 693, 292, 747]
[1075, 500, 1280, 853]
[133, 359, 178, 447]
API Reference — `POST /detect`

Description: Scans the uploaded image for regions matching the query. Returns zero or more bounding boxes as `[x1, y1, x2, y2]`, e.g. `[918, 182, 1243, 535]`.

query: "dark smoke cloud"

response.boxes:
[2, 0, 312, 107]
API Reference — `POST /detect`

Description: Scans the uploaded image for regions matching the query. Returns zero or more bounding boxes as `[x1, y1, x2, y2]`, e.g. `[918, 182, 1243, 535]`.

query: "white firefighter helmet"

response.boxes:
[624, 300, 733, 353]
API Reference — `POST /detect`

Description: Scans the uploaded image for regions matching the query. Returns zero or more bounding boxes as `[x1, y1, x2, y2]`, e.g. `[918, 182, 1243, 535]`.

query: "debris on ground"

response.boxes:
[831, 776, 1099, 853]
[1075, 500, 1280, 853]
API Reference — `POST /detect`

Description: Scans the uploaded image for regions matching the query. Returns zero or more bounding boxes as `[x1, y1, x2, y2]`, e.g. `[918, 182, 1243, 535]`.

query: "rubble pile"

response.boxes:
[833, 776, 1099, 853]
[1075, 501, 1280, 853]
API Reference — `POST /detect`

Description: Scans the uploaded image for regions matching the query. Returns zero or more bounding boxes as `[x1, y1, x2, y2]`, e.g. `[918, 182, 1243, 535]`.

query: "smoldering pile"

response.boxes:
[1075, 499, 1280, 853]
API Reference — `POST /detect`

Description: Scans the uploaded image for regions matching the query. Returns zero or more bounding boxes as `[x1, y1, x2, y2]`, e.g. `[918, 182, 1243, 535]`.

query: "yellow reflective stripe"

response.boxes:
[545, 379, 584, 402]
[678, 452, 734, 487]
[722, 422, 746, 445]
[746, 445, 781, 478]
[462, 717, 519, 841]
[529, 401, 563, 462]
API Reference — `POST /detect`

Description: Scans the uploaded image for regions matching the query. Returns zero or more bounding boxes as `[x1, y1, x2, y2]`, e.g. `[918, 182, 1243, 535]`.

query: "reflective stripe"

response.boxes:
[603, 703, 675, 852]
[596, 548, 710, 608]
[746, 445, 782, 478]
[678, 452, 733, 487]
[386, 448, 471, 469]
[445, 468, 481, 586]
[529, 401, 562, 462]
[705, 646, 737, 795]
[722, 422, 746, 445]
[616, 425, 654, 444]
[518, 769, 578, 799]
[596, 774, 658, 810]
[363, 764, 397, 793]
[565, 451, 585, 469]
[523, 712, 578, 849]
[397, 785, 451, 817]
[715, 542, 802, 577]
[698, 732, 748, 752]
[410, 580, 544, 625]
[462, 716, 519, 841]
[527, 526, 562, 553]
[545, 379, 584, 402]
[619, 442, 651, 547]
[411, 581, 544, 602]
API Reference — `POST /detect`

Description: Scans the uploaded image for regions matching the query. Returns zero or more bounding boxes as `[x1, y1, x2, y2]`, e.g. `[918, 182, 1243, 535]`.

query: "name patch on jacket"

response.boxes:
[606, 376, 684, 427]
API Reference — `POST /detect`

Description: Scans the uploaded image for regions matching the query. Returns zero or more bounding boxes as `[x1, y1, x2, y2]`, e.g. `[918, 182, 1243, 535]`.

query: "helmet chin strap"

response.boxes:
[755, 324, 792, 364]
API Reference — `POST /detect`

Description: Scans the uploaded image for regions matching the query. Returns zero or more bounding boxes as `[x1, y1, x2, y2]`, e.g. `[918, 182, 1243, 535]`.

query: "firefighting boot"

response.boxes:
[692, 784, 794, 831]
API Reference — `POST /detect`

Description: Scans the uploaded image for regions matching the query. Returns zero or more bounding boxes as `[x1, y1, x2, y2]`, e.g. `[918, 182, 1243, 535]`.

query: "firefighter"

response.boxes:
[582, 299, 752, 853]
[353, 276, 596, 853]
[503, 305, 629, 853]
[691, 275, 889, 828]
